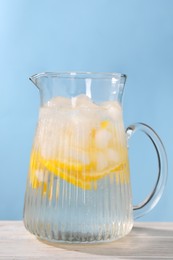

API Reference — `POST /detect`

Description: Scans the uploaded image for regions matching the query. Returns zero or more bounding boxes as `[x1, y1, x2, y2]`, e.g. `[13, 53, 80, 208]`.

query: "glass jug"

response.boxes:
[23, 72, 167, 243]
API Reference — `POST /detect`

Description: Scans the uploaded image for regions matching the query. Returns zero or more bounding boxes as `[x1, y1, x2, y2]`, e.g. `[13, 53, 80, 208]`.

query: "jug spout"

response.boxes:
[29, 73, 42, 88]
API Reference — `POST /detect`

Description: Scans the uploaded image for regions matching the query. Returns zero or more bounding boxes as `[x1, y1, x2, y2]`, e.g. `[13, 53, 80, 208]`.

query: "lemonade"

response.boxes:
[23, 71, 167, 243]
[29, 95, 129, 191]
[24, 95, 133, 242]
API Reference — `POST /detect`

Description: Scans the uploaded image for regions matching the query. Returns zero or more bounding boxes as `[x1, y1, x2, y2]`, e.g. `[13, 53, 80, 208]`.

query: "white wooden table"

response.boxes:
[0, 221, 173, 259]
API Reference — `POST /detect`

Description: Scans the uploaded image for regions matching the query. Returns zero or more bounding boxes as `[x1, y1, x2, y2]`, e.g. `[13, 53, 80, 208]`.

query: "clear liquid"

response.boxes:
[23, 97, 133, 243]
[24, 173, 133, 243]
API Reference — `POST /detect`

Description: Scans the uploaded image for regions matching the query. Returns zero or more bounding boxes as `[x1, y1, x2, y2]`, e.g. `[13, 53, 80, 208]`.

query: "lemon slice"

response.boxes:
[29, 151, 92, 190]
[29, 150, 129, 191]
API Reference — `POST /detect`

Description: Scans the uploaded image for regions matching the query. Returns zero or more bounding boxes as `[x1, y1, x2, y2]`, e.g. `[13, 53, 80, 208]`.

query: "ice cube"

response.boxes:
[71, 125, 91, 149]
[44, 96, 71, 109]
[59, 146, 90, 165]
[70, 147, 90, 165]
[38, 116, 69, 158]
[101, 101, 122, 121]
[95, 129, 112, 149]
[70, 110, 96, 148]
[40, 131, 62, 159]
[107, 148, 120, 163]
[96, 152, 108, 171]
[72, 94, 98, 108]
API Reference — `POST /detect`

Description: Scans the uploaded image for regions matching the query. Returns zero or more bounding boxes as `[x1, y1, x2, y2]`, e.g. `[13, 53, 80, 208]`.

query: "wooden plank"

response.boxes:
[0, 221, 173, 259]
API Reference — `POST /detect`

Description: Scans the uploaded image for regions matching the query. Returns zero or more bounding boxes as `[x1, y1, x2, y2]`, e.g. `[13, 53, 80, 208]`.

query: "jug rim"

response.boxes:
[30, 71, 127, 81]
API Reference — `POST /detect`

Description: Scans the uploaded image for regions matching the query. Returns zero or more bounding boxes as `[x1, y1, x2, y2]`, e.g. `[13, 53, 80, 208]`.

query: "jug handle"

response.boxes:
[126, 123, 168, 219]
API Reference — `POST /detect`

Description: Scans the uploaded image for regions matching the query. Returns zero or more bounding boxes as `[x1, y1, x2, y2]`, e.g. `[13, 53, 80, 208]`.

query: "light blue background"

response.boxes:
[0, 0, 172, 221]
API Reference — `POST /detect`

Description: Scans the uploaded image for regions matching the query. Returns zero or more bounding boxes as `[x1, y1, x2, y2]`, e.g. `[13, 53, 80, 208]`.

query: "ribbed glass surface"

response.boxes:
[23, 96, 133, 243]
